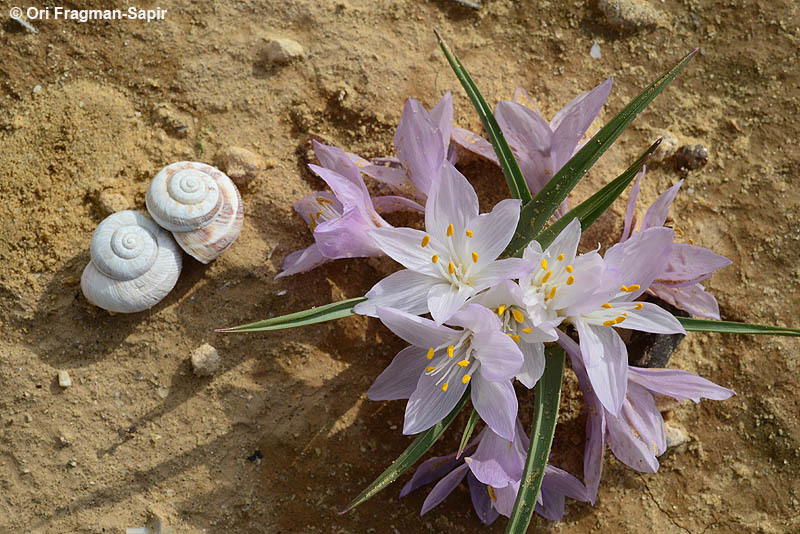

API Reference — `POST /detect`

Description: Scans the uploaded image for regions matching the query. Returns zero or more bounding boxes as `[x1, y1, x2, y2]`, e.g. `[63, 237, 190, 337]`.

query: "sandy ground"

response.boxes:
[1, 0, 798, 532]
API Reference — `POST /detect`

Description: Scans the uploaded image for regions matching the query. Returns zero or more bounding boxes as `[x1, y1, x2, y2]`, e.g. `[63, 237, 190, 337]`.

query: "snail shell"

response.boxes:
[81, 210, 183, 313]
[146, 161, 244, 264]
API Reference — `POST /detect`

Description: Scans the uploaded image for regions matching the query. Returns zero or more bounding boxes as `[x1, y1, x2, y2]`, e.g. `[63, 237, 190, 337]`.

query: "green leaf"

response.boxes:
[341, 387, 470, 513]
[506, 345, 565, 534]
[678, 317, 800, 337]
[434, 29, 531, 204]
[215, 297, 366, 333]
[457, 408, 480, 459]
[505, 48, 698, 256]
[526, 138, 661, 253]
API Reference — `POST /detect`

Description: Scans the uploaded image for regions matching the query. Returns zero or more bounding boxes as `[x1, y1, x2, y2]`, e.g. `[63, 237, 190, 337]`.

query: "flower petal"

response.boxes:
[396, 98, 445, 197]
[371, 195, 425, 214]
[575, 320, 628, 416]
[492, 481, 520, 517]
[471, 330, 524, 382]
[400, 451, 461, 498]
[655, 243, 732, 284]
[404, 370, 470, 435]
[420, 463, 469, 515]
[313, 140, 366, 187]
[494, 99, 555, 193]
[308, 163, 377, 220]
[314, 209, 382, 258]
[275, 243, 330, 279]
[471, 375, 518, 441]
[550, 78, 613, 171]
[376, 306, 459, 349]
[452, 127, 499, 165]
[603, 227, 674, 301]
[605, 409, 659, 473]
[361, 163, 413, 192]
[628, 367, 734, 403]
[516, 341, 545, 389]
[425, 162, 479, 242]
[355, 269, 436, 317]
[427, 282, 473, 325]
[368, 346, 431, 401]
[471, 258, 533, 293]
[467, 198, 522, 268]
[640, 179, 682, 231]
[545, 217, 582, 264]
[467, 474, 501, 525]
[621, 302, 686, 334]
[465, 427, 526, 488]
[429, 92, 454, 152]
[368, 226, 440, 274]
[650, 282, 721, 319]
[293, 191, 341, 228]
[623, 381, 666, 456]
[621, 169, 643, 242]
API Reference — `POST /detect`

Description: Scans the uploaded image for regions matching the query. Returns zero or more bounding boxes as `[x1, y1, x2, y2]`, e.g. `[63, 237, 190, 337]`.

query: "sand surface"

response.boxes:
[1, 1, 798, 532]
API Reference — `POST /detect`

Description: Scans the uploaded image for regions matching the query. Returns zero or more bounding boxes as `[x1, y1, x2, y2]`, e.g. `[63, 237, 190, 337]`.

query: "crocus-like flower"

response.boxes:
[559, 331, 733, 501]
[454, 79, 613, 213]
[401, 420, 588, 523]
[354, 162, 530, 324]
[357, 93, 455, 201]
[368, 304, 522, 440]
[277, 141, 422, 278]
[621, 172, 731, 319]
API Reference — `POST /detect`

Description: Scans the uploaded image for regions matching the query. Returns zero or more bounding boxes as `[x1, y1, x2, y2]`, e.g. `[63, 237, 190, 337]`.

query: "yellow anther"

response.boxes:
[507, 333, 521, 343]
[627, 284, 641, 292]
[602, 302, 612, 309]
[441, 383, 449, 392]
[546, 286, 557, 300]
[541, 270, 552, 283]
[512, 309, 524, 323]
[426, 366, 435, 373]
[566, 275, 575, 285]
[603, 320, 616, 327]
[462, 374, 471, 384]
[448, 261, 455, 274]
[309, 212, 317, 230]
[541, 258, 548, 270]
[316, 196, 334, 205]
[487, 486, 497, 502]
[615, 316, 627, 324]
[472, 251, 479, 263]
[621, 285, 629, 292]
[566, 265, 574, 273]
[447, 345, 454, 358]
[497, 305, 506, 316]
[557, 253, 565, 261]
[635, 303, 643, 310]
[522, 328, 532, 334]
[465, 229, 474, 238]
[457, 359, 470, 367]
[427, 348, 435, 360]
[421, 235, 431, 247]
[432, 254, 439, 264]
[447, 223, 454, 237]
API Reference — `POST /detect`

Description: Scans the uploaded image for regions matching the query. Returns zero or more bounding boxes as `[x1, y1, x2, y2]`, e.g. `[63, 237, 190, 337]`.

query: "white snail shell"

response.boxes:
[146, 161, 244, 264]
[81, 210, 183, 313]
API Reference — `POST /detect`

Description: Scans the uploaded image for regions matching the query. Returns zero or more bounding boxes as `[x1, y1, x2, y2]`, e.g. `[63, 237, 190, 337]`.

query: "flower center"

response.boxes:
[424, 332, 481, 392]
[496, 304, 530, 342]
[525, 252, 575, 309]
[421, 224, 480, 289]
[308, 196, 342, 230]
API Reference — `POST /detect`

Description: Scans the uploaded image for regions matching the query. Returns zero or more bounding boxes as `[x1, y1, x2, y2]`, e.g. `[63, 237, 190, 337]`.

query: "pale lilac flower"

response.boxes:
[621, 172, 732, 318]
[559, 331, 733, 501]
[471, 280, 559, 388]
[354, 162, 530, 324]
[454, 79, 613, 213]
[401, 420, 589, 523]
[357, 94, 455, 201]
[368, 304, 522, 440]
[277, 141, 422, 278]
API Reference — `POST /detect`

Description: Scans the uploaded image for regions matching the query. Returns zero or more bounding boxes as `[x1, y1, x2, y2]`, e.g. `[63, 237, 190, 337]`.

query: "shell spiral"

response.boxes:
[81, 210, 183, 313]
[147, 161, 244, 264]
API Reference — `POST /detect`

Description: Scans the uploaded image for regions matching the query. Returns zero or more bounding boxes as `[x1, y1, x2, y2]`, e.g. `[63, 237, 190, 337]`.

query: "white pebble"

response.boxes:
[32, 84, 42, 94]
[58, 370, 72, 388]
[590, 42, 602, 59]
[191, 343, 221, 377]
[265, 38, 305, 64]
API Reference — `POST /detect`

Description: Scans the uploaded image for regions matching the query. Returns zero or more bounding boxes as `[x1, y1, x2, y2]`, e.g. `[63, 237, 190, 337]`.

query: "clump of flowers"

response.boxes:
[221, 37, 799, 531]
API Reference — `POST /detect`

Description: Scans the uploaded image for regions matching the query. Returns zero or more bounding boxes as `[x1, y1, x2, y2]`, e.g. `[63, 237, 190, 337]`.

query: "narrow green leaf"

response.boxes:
[506, 48, 698, 255]
[678, 317, 800, 337]
[525, 138, 661, 254]
[434, 29, 531, 204]
[216, 297, 366, 333]
[341, 388, 470, 513]
[506, 345, 565, 534]
[457, 408, 480, 459]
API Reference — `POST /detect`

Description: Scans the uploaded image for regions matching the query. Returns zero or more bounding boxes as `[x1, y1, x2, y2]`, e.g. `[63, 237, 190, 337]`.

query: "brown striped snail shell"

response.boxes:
[81, 210, 183, 313]
[145, 161, 244, 264]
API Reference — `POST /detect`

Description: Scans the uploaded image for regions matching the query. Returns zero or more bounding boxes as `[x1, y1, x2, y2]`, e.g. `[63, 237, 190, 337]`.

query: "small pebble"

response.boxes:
[590, 42, 602, 59]
[24, 414, 32, 423]
[664, 421, 690, 448]
[215, 146, 265, 187]
[675, 144, 709, 176]
[265, 37, 305, 64]
[156, 387, 170, 399]
[58, 370, 72, 388]
[648, 131, 680, 164]
[32, 84, 42, 94]
[191, 343, 221, 377]
[95, 191, 131, 217]
[597, 0, 667, 31]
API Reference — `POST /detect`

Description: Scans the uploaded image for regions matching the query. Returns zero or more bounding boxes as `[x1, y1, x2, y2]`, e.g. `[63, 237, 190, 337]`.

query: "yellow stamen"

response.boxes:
[462, 374, 471, 384]
[566, 275, 575, 285]
[557, 253, 565, 261]
[546, 286, 557, 300]
[621, 285, 629, 292]
[497, 305, 506, 316]
[603, 320, 616, 326]
[421, 235, 430, 247]
[627, 284, 641, 292]
[315, 210, 323, 220]
[457, 359, 470, 367]
[447, 345, 454, 358]
[512, 309, 524, 323]
[615, 316, 627, 324]
[635, 303, 643, 310]
[487, 486, 497, 502]
[465, 229, 474, 238]
[448, 261, 455, 274]
[432, 254, 439, 264]
[472, 251, 479, 263]
[427, 348, 435, 360]
[566, 265, 574, 273]
[441, 383, 449, 392]
[541, 258, 548, 270]
[507, 333, 521, 343]
[426, 366, 435, 373]
[541, 270, 552, 283]
[446, 223, 454, 237]
[309, 212, 317, 230]
[602, 302, 612, 309]
[522, 328, 532, 334]
[316, 196, 334, 205]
